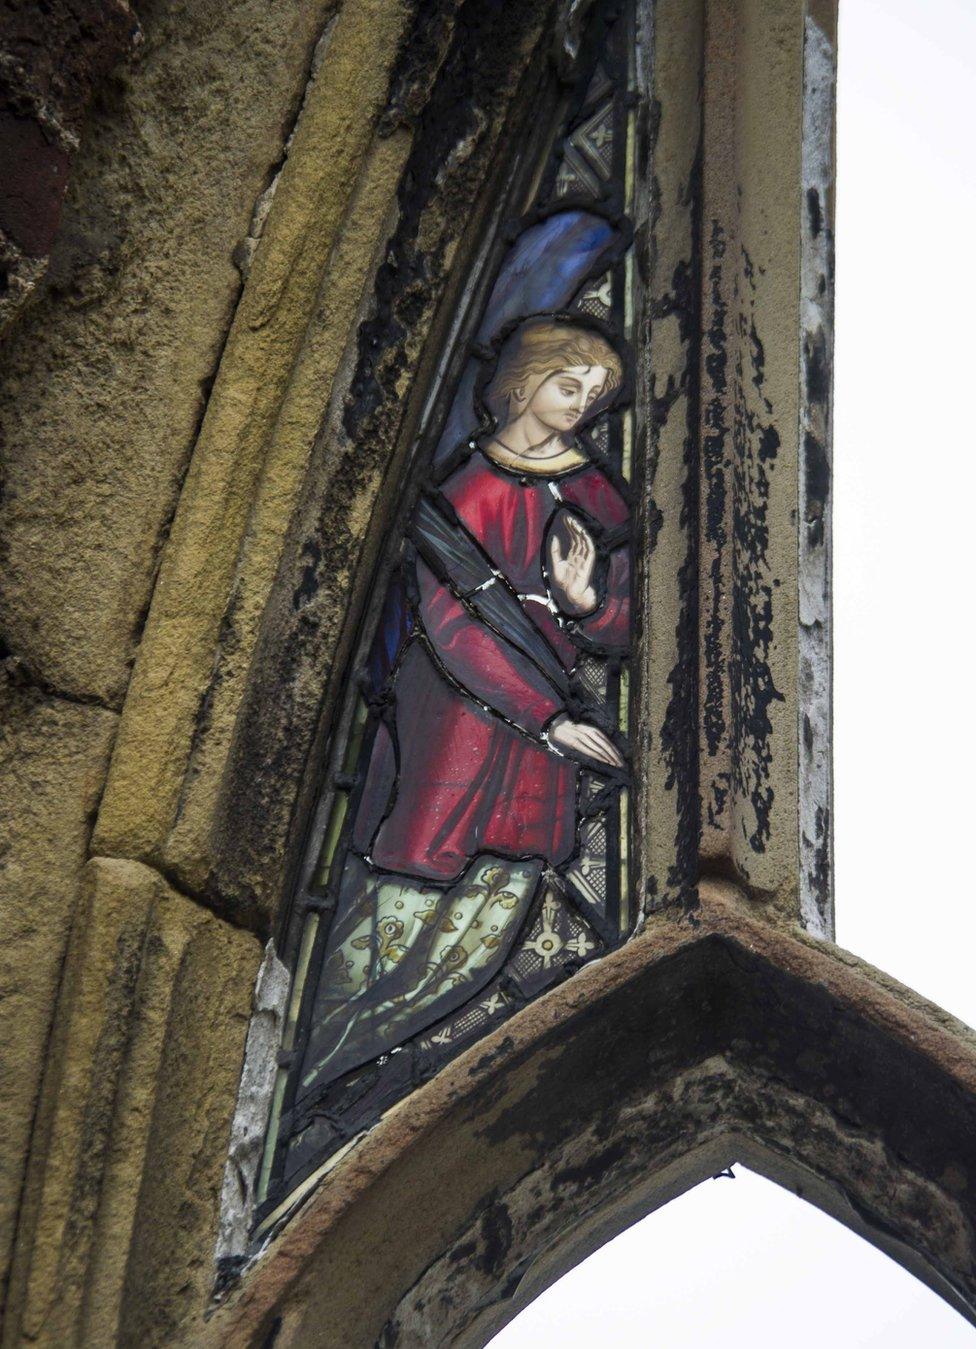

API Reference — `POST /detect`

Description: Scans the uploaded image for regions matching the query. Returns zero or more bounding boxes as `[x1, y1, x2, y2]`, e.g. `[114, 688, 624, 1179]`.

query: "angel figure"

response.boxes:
[299, 315, 630, 1095]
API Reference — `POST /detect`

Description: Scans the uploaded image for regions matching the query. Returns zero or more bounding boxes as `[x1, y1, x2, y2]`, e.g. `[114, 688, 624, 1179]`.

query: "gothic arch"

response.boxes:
[10, 0, 974, 1345]
[203, 883, 976, 1345]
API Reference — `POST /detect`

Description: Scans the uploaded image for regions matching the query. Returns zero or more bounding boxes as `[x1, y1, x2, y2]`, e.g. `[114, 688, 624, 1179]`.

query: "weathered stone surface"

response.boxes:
[638, 0, 703, 911]
[93, 0, 413, 888]
[0, 0, 339, 706]
[199, 885, 976, 1346]
[163, 125, 412, 900]
[3, 857, 261, 1349]
[216, 945, 290, 1269]
[724, 0, 803, 911]
[798, 5, 836, 937]
[0, 0, 137, 331]
[0, 673, 116, 1309]
[0, 2, 891, 1345]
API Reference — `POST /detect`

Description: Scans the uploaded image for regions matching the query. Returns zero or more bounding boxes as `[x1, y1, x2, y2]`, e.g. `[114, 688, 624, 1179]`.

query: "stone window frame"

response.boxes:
[200, 0, 839, 1302]
[245, 0, 646, 1240]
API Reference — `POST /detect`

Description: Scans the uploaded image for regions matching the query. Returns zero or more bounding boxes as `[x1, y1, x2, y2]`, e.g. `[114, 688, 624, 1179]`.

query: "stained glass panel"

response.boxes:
[256, 0, 640, 1232]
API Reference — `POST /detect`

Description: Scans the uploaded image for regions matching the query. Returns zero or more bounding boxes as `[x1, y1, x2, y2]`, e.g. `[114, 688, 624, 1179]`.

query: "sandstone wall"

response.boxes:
[0, 0, 337, 1330]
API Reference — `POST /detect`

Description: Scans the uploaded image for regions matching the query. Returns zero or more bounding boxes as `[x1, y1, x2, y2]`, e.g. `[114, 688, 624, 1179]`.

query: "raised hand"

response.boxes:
[548, 514, 598, 615]
[547, 715, 625, 769]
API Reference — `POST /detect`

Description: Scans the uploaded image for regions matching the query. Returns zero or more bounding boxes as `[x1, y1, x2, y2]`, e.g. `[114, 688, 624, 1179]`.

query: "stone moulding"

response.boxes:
[2, 859, 261, 1348]
[91, 0, 415, 904]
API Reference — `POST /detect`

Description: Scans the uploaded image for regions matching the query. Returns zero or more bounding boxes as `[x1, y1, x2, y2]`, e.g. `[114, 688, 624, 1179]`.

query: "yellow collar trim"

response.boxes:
[482, 438, 588, 477]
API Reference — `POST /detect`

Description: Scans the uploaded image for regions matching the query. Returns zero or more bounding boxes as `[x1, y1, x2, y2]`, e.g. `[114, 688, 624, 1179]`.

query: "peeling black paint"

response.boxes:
[799, 149, 834, 933]
[729, 248, 784, 857]
[807, 802, 830, 921]
[645, 499, 664, 553]
[802, 323, 830, 555]
[651, 256, 698, 347]
[706, 770, 729, 833]
[653, 138, 702, 908]
[702, 217, 729, 766]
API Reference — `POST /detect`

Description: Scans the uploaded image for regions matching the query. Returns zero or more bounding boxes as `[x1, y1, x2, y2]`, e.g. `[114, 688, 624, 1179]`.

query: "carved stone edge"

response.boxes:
[798, 3, 836, 939]
[2, 858, 261, 1348]
[196, 881, 976, 1347]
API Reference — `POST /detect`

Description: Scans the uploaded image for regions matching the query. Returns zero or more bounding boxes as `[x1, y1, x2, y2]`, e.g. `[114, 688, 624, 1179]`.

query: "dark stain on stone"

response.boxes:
[553, 1139, 629, 1192]
[467, 931, 976, 1271]
[0, 0, 137, 136]
[0, 0, 138, 329]
[470, 1036, 517, 1076]
[803, 429, 829, 548]
[473, 940, 723, 1162]
[0, 112, 71, 257]
[380, 0, 464, 135]
[292, 539, 322, 611]
[806, 186, 822, 240]
[477, 1196, 514, 1277]
[344, 0, 553, 444]
[377, 1314, 401, 1348]
[805, 322, 830, 407]
[258, 1316, 283, 1349]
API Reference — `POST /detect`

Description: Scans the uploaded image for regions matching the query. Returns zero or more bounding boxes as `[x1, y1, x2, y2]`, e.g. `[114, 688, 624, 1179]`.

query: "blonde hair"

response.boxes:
[485, 317, 623, 422]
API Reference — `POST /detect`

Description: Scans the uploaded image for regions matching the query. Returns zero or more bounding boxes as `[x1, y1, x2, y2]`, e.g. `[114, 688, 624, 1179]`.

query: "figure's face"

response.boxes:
[525, 364, 610, 433]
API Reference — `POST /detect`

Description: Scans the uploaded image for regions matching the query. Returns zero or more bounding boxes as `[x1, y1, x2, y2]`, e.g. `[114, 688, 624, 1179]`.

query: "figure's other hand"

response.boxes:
[549, 515, 597, 615]
[547, 715, 625, 768]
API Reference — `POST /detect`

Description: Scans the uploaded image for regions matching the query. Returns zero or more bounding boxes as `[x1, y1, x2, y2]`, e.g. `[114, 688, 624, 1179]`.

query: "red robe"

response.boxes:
[353, 446, 630, 882]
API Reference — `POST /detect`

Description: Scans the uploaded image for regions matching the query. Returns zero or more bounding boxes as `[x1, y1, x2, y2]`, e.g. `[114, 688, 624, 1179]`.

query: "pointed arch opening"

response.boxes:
[489, 1166, 975, 1347]
[208, 891, 976, 1346]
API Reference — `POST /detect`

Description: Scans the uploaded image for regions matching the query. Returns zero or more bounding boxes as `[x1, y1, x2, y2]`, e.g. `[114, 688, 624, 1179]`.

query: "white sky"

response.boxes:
[493, 1, 976, 1343]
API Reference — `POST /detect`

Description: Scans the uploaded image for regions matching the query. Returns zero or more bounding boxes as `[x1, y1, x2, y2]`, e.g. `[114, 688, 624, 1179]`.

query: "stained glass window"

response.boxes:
[255, 0, 641, 1232]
